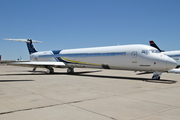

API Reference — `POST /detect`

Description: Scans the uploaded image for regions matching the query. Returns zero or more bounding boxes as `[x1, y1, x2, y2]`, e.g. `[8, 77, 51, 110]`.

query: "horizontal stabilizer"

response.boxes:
[4, 39, 43, 43]
[4, 38, 43, 54]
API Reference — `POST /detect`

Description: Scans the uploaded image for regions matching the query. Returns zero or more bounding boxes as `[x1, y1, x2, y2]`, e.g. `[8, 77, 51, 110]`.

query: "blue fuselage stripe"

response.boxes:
[40, 52, 126, 58]
[49, 52, 59, 62]
[167, 54, 180, 57]
[52, 50, 62, 55]
[168, 54, 180, 58]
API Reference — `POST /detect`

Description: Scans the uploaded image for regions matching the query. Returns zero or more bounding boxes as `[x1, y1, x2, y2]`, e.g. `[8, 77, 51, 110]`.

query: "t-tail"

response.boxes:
[4, 38, 43, 54]
[149, 41, 165, 52]
[27, 39, 38, 54]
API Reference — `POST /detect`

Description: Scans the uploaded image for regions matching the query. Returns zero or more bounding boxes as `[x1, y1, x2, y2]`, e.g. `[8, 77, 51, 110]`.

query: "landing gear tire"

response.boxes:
[47, 68, 54, 74]
[152, 71, 162, 80]
[67, 68, 74, 74]
[152, 75, 160, 80]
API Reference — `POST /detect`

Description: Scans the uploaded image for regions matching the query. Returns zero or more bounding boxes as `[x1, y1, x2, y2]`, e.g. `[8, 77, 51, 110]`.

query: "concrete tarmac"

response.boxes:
[0, 65, 180, 120]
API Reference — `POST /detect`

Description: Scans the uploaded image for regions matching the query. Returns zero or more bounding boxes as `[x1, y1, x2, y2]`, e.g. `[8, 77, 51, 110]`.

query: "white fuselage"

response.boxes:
[163, 51, 180, 67]
[30, 44, 176, 72]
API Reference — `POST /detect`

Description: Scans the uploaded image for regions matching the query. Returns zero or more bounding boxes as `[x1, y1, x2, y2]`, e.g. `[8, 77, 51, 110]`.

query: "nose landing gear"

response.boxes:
[152, 71, 162, 80]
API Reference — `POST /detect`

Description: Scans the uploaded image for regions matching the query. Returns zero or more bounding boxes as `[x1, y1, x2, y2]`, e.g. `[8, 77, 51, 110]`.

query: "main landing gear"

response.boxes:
[46, 67, 74, 74]
[41, 67, 74, 74]
[46, 67, 54, 74]
[67, 67, 74, 74]
[152, 71, 162, 80]
[32, 66, 37, 72]
[31, 66, 54, 74]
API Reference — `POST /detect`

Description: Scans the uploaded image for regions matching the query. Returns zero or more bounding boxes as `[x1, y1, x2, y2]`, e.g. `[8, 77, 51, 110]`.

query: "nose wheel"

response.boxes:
[152, 71, 162, 80]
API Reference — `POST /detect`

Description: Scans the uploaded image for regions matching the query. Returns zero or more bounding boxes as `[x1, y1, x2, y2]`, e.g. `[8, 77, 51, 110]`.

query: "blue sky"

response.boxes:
[0, 0, 180, 60]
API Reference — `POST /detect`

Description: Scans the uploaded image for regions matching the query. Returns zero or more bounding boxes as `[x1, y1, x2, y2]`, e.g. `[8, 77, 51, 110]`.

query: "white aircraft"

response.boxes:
[4, 39, 177, 80]
[149, 41, 180, 73]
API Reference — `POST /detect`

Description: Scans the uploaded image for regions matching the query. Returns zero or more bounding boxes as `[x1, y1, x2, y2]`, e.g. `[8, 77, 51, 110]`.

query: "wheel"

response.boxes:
[152, 75, 160, 80]
[67, 68, 74, 74]
[47, 68, 54, 74]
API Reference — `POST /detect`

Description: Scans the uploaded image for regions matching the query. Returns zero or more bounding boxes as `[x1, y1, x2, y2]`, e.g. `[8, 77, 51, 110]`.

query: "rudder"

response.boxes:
[27, 39, 37, 54]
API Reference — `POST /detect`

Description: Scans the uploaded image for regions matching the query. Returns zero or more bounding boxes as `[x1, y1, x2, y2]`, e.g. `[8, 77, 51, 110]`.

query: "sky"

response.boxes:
[0, 0, 180, 60]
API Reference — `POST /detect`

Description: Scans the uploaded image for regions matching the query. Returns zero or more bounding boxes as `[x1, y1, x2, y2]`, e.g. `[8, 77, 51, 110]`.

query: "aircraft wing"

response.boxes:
[7, 61, 66, 68]
[0, 60, 30, 64]
[0, 60, 16, 63]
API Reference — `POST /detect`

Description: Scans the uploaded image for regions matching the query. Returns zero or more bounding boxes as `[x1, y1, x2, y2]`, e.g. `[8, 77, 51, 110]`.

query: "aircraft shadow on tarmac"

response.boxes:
[0, 80, 34, 82]
[0, 70, 177, 84]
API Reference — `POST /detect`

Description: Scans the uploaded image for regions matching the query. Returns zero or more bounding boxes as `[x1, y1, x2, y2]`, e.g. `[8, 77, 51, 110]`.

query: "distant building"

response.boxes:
[0, 55, 1, 61]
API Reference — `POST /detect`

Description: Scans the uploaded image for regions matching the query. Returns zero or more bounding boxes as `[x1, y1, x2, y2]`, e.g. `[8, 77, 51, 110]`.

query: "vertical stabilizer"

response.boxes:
[26, 39, 37, 54]
[149, 41, 165, 52]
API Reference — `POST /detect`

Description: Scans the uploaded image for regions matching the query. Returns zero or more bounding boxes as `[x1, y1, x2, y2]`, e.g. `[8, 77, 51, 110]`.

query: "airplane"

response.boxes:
[0, 55, 17, 63]
[3, 38, 177, 80]
[149, 41, 180, 73]
[149, 41, 180, 67]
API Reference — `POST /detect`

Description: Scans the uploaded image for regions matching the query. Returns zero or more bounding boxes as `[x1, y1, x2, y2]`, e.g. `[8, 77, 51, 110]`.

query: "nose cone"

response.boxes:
[166, 58, 177, 70]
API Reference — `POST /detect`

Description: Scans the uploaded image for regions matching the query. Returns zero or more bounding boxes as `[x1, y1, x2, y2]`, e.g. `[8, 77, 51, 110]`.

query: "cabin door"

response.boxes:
[131, 51, 137, 63]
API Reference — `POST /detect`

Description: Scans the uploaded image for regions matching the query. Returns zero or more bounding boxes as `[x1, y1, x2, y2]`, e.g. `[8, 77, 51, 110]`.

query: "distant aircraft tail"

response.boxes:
[149, 41, 165, 52]
[4, 39, 43, 54]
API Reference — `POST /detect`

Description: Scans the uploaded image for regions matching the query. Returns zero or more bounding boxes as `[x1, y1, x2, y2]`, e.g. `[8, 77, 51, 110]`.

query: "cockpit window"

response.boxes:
[141, 49, 160, 55]
[141, 50, 149, 55]
[150, 49, 160, 53]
